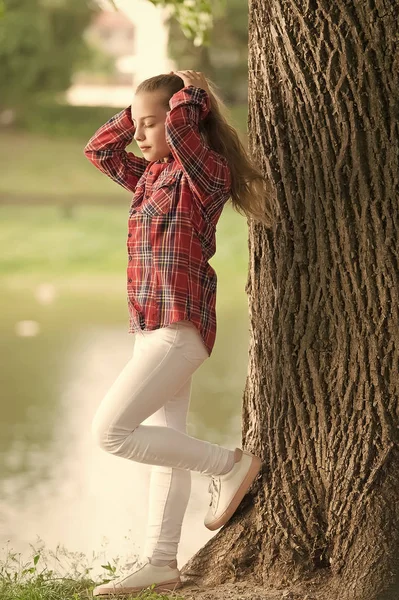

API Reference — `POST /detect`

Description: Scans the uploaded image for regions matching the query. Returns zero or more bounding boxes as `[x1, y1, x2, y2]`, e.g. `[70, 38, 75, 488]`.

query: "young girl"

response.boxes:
[84, 70, 274, 597]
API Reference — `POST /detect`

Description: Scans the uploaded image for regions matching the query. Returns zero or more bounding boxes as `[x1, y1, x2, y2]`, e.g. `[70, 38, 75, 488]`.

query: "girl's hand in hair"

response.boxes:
[172, 70, 211, 95]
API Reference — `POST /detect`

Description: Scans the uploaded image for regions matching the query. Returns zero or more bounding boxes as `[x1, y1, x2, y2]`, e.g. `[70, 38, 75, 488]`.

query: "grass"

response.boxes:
[0, 544, 185, 600]
[0, 201, 248, 280]
[0, 205, 127, 277]
[0, 104, 247, 198]
[0, 131, 127, 198]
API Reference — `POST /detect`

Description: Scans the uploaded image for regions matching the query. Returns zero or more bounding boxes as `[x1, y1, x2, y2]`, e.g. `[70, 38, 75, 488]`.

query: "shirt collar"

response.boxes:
[155, 152, 174, 165]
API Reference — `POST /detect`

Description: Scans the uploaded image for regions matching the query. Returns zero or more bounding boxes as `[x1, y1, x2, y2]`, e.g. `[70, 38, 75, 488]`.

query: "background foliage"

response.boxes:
[0, 0, 99, 109]
[167, 0, 248, 103]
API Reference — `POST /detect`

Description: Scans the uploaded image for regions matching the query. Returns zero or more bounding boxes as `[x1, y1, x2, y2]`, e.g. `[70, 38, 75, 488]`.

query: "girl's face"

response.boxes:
[131, 90, 171, 163]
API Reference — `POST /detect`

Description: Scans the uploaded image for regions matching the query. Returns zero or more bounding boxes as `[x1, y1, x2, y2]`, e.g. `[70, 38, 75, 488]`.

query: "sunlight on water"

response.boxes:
[15, 320, 41, 337]
[34, 283, 57, 305]
[1, 326, 234, 574]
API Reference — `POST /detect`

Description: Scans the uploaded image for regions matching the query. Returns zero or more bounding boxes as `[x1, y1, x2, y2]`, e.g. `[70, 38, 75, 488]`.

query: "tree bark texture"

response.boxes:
[182, 1, 399, 599]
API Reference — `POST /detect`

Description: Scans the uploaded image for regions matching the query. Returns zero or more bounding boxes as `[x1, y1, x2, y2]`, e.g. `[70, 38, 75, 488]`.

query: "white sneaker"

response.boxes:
[92, 557, 182, 597]
[204, 448, 262, 531]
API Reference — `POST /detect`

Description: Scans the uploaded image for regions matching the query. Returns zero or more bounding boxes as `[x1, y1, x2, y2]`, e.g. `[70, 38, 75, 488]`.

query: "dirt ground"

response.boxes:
[175, 580, 321, 600]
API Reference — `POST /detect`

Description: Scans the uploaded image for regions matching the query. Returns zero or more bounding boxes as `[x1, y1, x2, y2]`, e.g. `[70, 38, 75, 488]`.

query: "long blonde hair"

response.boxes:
[135, 73, 277, 228]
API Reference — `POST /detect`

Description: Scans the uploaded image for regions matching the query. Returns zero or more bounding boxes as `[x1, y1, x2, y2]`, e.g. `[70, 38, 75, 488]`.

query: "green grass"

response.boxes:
[0, 205, 127, 276]
[0, 202, 247, 280]
[0, 131, 127, 198]
[0, 544, 184, 600]
[0, 104, 247, 197]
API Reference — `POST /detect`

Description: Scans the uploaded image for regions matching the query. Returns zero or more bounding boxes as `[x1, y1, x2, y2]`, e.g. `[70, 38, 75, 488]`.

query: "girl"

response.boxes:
[84, 70, 274, 597]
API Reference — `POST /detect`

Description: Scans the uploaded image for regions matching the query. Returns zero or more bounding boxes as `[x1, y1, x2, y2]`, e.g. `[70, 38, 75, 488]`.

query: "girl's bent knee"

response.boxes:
[92, 424, 125, 455]
[91, 413, 120, 453]
[91, 416, 110, 451]
[91, 416, 140, 459]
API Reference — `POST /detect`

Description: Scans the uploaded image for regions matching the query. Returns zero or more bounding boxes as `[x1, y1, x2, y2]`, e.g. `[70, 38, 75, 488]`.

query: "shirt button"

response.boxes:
[128, 256, 132, 261]
[149, 171, 153, 175]
[128, 233, 132, 237]
[128, 278, 132, 283]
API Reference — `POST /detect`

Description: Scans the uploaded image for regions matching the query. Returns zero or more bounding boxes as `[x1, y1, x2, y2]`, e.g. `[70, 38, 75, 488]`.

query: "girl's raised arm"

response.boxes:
[84, 107, 148, 193]
[165, 86, 231, 205]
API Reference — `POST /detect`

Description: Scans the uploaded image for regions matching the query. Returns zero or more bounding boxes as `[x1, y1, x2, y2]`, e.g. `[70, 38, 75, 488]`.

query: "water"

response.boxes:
[0, 279, 249, 575]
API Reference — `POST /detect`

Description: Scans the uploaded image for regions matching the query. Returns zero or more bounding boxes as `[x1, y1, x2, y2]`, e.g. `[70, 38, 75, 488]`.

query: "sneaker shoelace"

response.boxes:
[208, 476, 221, 510]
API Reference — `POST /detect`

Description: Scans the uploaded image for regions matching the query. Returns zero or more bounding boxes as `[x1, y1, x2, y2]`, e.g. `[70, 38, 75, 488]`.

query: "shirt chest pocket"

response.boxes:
[141, 172, 181, 217]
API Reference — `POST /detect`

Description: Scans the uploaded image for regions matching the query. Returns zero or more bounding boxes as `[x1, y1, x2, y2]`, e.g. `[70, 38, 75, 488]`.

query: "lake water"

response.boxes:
[0, 278, 249, 577]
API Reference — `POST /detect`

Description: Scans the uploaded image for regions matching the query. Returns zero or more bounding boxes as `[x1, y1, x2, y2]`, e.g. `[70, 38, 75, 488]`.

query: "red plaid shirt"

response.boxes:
[84, 85, 231, 356]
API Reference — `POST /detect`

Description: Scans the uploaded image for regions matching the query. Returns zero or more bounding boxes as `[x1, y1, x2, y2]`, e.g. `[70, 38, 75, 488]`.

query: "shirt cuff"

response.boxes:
[118, 106, 135, 129]
[168, 85, 211, 121]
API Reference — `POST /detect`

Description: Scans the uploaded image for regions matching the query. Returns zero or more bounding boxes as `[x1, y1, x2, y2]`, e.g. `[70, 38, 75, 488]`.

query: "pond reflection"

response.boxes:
[0, 282, 249, 573]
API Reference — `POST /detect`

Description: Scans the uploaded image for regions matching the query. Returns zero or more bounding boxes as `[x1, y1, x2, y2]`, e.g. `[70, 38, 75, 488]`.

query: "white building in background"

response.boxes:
[117, 0, 175, 84]
[66, 0, 175, 107]
[85, 9, 135, 83]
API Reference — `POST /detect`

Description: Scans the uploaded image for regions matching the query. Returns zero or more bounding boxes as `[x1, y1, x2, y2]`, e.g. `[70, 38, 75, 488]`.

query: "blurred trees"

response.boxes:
[0, 0, 99, 109]
[166, 0, 248, 103]
[0, 0, 247, 109]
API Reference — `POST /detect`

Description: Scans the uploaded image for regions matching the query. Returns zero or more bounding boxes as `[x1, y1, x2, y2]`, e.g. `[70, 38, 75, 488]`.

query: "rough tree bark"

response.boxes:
[181, 1, 399, 599]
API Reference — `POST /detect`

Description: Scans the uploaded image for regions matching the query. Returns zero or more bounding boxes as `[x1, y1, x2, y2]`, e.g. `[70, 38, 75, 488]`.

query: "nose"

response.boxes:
[133, 126, 145, 142]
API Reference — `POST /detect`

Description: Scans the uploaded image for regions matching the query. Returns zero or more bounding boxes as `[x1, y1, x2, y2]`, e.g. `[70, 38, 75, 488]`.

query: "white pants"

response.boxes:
[91, 320, 235, 562]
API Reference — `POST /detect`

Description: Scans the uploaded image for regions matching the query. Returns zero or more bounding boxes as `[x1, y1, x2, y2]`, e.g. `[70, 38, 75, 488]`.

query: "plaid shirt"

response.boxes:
[84, 85, 231, 356]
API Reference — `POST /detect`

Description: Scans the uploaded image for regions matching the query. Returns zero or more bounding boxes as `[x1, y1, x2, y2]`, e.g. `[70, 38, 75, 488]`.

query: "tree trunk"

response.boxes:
[181, 1, 399, 599]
